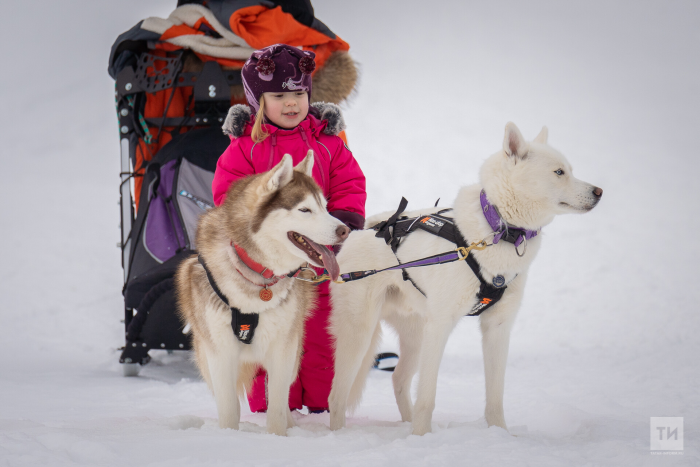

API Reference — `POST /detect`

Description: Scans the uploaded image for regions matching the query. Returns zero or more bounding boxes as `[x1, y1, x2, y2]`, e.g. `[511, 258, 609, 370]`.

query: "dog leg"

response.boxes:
[386, 313, 423, 423]
[192, 337, 214, 393]
[329, 311, 382, 431]
[345, 322, 383, 413]
[204, 342, 240, 430]
[411, 314, 458, 435]
[287, 408, 296, 429]
[265, 340, 299, 436]
[480, 304, 518, 431]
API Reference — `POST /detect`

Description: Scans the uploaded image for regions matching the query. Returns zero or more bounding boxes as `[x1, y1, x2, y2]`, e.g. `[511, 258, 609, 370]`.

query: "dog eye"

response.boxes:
[298, 208, 311, 213]
[554, 169, 565, 176]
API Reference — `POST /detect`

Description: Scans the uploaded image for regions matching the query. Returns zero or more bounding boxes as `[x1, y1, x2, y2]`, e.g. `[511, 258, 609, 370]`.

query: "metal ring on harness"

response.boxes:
[515, 234, 527, 257]
[293, 266, 320, 282]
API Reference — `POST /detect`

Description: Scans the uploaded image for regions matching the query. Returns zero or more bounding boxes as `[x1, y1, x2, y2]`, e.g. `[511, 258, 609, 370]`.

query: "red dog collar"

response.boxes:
[233, 243, 277, 279]
[232, 242, 303, 280]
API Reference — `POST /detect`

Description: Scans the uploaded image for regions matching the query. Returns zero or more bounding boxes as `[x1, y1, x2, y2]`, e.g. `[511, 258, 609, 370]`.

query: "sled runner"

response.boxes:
[109, 0, 356, 375]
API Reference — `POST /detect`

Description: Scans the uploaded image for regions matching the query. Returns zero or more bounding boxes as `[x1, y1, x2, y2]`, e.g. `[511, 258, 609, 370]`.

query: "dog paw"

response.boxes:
[266, 424, 288, 436]
[485, 414, 508, 431]
[490, 423, 509, 432]
[218, 419, 239, 430]
[411, 405, 433, 435]
[398, 405, 413, 423]
[411, 422, 432, 436]
[329, 410, 346, 431]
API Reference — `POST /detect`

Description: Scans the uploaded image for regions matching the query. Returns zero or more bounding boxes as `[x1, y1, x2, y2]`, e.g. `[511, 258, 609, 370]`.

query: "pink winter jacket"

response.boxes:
[212, 103, 366, 229]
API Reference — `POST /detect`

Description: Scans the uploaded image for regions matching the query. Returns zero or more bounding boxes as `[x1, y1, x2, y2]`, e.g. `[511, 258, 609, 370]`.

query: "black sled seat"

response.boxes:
[119, 128, 229, 371]
[111, 49, 241, 374]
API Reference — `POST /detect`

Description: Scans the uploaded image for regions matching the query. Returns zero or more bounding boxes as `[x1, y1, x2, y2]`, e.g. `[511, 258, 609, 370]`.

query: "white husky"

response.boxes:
[176, 152, 349, 436]
[328, 123, 602, 435]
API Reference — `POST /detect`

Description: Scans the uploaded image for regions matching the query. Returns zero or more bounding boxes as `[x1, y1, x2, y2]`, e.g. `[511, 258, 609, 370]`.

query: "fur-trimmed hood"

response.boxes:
[222, 101, 347, 139]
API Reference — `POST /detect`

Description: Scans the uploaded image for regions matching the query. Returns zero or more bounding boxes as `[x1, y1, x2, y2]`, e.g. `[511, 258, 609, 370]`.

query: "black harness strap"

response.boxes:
[198, 255, 259, 344]
[373, 201, 507, 316]
[372, 197, 409, 252]
[396, 254, 426, 296]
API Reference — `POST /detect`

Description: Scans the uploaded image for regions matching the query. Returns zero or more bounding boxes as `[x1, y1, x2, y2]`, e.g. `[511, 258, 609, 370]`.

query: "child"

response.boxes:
[212, 44, 366, 413]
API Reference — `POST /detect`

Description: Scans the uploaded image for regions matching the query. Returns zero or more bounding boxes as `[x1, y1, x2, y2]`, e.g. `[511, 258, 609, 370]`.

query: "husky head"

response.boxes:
[213, 151, 349, 281]
[479, 122, 603, 229]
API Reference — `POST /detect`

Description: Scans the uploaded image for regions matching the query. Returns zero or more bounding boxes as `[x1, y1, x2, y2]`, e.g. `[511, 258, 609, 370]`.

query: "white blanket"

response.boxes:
[142, 5, 255, 61]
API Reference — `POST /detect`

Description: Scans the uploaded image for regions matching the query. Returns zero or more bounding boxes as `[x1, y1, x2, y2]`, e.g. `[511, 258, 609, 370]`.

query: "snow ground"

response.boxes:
[1, 0, 699, 465]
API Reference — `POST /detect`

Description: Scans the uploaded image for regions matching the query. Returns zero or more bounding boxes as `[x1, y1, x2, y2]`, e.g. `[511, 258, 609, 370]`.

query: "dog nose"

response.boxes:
[592, 187, 603, 198]
[336, 224, 350, 242]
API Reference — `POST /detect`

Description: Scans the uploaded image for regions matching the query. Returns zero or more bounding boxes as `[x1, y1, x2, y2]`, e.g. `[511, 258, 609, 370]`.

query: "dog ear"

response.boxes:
[294, 150, 315, 177]
[263, 154, 294, 193]
[503, 122, 528, 159]
[534, 126, 549, 144]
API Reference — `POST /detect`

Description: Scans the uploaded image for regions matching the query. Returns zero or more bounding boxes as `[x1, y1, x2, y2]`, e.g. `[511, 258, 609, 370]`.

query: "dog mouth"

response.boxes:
[288, 232, 339, 281]
[559, 201, 596, 212]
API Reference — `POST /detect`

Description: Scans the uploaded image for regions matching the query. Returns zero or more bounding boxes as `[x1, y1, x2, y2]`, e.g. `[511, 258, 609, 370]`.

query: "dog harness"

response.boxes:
[198, 255, 260, 344]
[197, 254, 302, 344]
[373, 196, 520, 316]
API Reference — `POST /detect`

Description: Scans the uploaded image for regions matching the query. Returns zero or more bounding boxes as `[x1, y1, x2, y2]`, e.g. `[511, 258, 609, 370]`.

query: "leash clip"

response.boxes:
[294, 267, 320, 283]
[293, 268, 345, 284]
[456, 239, 489, 261]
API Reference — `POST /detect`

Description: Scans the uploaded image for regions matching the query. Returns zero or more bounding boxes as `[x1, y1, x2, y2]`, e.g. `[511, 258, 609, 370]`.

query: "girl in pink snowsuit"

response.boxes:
[212, 44, 366, 413]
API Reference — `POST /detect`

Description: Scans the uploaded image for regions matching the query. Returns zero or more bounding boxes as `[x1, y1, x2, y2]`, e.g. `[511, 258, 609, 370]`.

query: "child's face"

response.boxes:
[263, 91, 309, 129]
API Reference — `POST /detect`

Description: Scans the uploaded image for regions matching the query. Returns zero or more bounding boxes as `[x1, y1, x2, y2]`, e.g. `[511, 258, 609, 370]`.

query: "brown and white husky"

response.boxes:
[176, 152, 348, 436]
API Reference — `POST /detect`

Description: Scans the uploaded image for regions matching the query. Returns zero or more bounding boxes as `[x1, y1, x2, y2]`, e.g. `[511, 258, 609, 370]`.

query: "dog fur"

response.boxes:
[328, 122, 603, 435]
[176, 152, 348, 436]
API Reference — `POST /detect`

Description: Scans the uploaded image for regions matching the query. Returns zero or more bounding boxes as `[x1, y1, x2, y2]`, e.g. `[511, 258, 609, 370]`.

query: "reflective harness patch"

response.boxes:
[198, 255, 259, 344]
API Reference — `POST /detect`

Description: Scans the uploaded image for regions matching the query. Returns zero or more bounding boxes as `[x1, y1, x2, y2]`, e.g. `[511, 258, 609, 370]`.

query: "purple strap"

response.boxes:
[385, 251, 461, 270]
[339, 251, 461, 282]
[480, 190, 538, 247]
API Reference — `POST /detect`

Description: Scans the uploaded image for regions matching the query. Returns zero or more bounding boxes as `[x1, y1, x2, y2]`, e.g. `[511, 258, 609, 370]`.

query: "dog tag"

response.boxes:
[492, 275, 506, 288]
[259, 288, 273, 302]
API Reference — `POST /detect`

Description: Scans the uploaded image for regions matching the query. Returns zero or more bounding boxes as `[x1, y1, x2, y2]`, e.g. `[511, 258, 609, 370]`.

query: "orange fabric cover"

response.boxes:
[338, 130, 348, 145]
[228, 6, 349, 70]
[132, 51, 247, 210]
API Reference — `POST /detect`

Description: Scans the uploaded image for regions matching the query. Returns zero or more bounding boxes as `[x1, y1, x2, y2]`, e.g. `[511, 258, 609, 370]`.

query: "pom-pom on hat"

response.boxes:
[241, 44, 316, 113]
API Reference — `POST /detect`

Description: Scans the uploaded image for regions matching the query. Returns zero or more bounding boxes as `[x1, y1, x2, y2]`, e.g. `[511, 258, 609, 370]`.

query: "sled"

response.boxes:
[109, 0, 354, 375]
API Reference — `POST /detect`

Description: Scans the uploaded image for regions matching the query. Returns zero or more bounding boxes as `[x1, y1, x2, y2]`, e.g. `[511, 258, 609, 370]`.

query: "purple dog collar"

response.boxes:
[480, 190, 539, 248]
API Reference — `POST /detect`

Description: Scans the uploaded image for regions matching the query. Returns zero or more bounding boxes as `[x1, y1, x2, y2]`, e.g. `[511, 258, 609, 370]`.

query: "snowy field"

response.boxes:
[1, 0, 699, 465]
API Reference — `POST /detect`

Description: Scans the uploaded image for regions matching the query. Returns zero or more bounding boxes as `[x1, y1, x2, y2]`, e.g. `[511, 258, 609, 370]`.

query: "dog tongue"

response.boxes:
[303, 236, 340, 281]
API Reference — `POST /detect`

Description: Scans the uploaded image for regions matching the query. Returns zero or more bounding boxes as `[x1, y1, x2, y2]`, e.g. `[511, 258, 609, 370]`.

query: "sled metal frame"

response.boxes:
[115, 52, 238, 372]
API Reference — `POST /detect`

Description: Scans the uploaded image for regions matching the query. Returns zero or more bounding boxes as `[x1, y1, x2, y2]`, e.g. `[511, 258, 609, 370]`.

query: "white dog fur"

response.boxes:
[328, 122, 602, 435]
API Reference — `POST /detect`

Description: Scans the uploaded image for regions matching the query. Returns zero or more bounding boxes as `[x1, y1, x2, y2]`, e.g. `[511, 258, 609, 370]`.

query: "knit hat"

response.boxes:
[241, 44, 316, 113]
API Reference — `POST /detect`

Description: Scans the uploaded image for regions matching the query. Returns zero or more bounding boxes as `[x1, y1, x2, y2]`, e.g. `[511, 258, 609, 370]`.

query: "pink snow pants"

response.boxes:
[247, 280, 334, 412]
